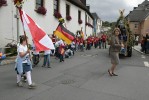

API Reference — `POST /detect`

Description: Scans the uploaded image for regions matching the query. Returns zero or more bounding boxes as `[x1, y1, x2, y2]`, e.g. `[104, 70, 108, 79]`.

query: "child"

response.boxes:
[59, 44, 65, 62]
[0, 52, 6, 64]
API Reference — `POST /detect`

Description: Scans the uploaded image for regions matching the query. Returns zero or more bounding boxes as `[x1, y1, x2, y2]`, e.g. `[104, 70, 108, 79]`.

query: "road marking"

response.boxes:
[141, 55, 146, 59]
[144, 61, 149, 67]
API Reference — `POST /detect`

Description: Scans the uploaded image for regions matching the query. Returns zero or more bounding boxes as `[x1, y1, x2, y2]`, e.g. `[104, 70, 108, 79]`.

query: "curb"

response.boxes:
[133, 47, 149, 56]
[133, 47, 144, 54]
[0, 59, 15, 66]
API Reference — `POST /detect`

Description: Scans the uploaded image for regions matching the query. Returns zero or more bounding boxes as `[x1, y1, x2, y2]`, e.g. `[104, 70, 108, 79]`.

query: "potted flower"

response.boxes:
[66, 15, 72, 21]
[36, 6, 47, 15]
[54, 11, 62, 19]
[78, 19, 83, 24]
[0, 0, 7, 7]
[13, 0, 27, 8]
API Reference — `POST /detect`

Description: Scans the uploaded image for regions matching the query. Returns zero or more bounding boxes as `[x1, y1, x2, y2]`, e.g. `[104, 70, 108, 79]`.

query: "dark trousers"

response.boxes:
[59, 54, 64, 62]
[99, 41, 101, 49]
[86, 44, 91, 50]
[102, 41, 106, 49]
[43, 54, 50, 66]
[33, 54, 39, 65]
[80, 45, 84, 51]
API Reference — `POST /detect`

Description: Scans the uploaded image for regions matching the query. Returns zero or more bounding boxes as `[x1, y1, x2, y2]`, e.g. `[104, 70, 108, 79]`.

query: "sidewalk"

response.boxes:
[0, 56, 16, 66]
[133, 44, 144, 54]
[133, 44, 149, 56]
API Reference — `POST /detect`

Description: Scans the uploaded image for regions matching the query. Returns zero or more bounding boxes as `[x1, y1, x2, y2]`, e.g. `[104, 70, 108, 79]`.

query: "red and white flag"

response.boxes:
[19, 9, 55, 51]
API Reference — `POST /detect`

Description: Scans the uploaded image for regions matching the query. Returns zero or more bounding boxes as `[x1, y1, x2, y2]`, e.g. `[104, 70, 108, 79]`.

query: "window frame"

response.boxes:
[78, 10, 81, 21]
[35, 0, 44, 9]
[54, 0, 59, 13]
[134, 24, 138, 29]
[66, 4, 70, 16]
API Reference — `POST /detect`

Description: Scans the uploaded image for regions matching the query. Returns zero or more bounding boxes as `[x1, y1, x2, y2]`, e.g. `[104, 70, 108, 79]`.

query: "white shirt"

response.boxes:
[71, 42, 75, 48]
[18, 45, 29, 63]
[55, 41, 60, 47]
[44, 50, 51, 55]
[32, 44, 39, 55]
[136, 36, 139, 41]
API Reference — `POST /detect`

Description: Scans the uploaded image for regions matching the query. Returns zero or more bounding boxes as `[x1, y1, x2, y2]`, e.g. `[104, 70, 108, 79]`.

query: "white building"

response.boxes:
[0, 0, 94, 47]
[92, 13, 102, 36]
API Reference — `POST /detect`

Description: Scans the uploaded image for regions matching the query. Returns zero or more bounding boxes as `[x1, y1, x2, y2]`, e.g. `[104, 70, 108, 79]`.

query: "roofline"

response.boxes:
[66, 0, 94, 19]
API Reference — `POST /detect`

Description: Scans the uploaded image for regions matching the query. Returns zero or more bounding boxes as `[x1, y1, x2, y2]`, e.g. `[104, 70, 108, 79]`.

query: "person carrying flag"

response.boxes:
[16, 35, 36, 89]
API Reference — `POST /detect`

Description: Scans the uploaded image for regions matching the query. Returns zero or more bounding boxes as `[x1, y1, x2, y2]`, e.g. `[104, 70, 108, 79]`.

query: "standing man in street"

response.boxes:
[101, 33, 107, 49]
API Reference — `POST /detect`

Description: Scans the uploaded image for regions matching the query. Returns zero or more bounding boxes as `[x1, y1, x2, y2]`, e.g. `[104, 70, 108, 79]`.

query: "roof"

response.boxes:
[127, 0, 149, 22]
[66, 0, 94, 19]
[91, 13, 100, 19]
[128, 10, 149, 22]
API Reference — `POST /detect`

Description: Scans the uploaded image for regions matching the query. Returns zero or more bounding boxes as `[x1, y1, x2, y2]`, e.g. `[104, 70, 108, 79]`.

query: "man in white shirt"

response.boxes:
[42, 50, 51, 68]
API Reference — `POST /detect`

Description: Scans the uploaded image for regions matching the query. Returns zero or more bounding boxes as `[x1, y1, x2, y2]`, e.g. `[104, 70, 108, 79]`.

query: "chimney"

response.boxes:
[134, 7, 137, 9]
[80, 0, 86, 5]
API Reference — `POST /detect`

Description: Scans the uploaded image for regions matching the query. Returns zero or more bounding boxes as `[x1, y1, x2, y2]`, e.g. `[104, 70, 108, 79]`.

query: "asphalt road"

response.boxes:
[0, 48, 149, 100]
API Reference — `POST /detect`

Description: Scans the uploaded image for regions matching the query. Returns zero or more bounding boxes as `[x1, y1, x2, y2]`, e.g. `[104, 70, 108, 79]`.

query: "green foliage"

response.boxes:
[116, 13, 134, 48]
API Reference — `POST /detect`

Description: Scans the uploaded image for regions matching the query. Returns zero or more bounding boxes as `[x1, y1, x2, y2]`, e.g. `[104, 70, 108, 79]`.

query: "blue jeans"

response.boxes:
[43, 54, 50, 66]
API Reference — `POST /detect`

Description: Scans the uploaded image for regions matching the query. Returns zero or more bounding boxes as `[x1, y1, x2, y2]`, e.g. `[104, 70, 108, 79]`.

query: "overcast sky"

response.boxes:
[87, 0, 145, 22]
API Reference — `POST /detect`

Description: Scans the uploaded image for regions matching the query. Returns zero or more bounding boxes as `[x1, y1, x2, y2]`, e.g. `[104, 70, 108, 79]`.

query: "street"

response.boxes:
[0, 48, 149, 100]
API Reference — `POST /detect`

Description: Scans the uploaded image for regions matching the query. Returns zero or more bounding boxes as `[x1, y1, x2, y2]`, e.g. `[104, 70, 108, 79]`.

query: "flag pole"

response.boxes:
[18, 8, 30, 49]
[17, 6, 31, 58]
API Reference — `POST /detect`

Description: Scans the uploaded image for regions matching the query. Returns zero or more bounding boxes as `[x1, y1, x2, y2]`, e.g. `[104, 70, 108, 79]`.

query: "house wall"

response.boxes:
[0, 1, 17, 48]
[0, 0, 93, 47]
[86, 14, 93, 37]
[141, 16, 149, 36]
[129, 22, 140, 35]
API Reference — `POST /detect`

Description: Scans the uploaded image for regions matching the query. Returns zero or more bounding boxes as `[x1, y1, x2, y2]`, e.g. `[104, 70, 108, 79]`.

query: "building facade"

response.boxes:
[92, 13, 102, 36]
[0, 0, 94, 47]
[127, 0, 149, 40]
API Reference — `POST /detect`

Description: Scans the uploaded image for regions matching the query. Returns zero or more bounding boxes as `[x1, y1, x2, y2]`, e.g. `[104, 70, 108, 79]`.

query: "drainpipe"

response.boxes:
[85, 13, 87, 38]
[16, 8, 19, 43]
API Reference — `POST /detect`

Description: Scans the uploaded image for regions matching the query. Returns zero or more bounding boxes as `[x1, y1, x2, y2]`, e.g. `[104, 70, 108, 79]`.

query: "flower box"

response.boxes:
[36, 6, 47, 15]
[78, 19, 83, 24]
[54, 11, 62, 19]
[14, 0, 23, 4]
[0, 0, 7, 7]
[66, 15, 72, 21]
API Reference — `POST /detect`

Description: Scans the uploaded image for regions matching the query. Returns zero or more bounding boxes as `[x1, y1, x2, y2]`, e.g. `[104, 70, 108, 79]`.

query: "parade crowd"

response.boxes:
[15, 32, 107, 89]
[141, 33, 149, 54]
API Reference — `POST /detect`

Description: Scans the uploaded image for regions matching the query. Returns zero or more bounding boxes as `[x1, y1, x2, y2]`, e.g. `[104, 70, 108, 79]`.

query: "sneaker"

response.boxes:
[17, 81, 23, 87]
[22, 76, 27, 82]
[47, 64, 51, 68]
[28, 83, 36, 89]
[42, 65, 45, 67]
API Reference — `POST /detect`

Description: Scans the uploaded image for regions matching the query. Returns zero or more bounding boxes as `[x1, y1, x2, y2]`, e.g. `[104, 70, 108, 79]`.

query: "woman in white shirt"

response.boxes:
[16, 35, 36, 89]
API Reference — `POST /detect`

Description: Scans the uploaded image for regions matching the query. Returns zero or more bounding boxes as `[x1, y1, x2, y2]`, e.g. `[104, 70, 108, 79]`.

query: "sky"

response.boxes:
[87, 0, 145, 22]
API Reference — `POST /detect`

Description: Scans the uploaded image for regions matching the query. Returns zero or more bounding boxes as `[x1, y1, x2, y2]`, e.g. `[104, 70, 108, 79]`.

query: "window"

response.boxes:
[54, 0, 59, 13]
[78, 10, 81, 20]
[66, 4, 70, 16]
[36, 0, 44, 9]
[134, 24, 138, 29]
